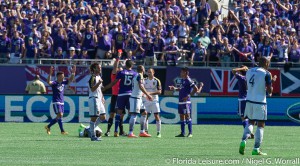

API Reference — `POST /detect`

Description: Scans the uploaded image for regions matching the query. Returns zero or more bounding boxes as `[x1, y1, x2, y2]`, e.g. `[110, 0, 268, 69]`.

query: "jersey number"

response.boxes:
[124, 75, 133, 86]
[249, 74, 255, 87]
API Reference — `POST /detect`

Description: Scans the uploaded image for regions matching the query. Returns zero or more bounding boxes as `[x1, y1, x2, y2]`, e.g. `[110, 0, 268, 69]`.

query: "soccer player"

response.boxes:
[128, 65, 153, 138]
[143, 68, 162, 138]
[78, 123, 102, 138]
[44, 65, 76, 135]
[88, 63, 106, 141]
[232, 66, 251, 128]
[169, 67, 198, 138]
[105, 52, 123, 137]
[103, 60, 136, 137]
[239, 57, 275, 155]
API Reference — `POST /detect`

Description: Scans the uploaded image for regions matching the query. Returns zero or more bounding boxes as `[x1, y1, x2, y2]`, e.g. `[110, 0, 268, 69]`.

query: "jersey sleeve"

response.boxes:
[136, 73, 143, 84]
[188, 78, 195, 87]
[265, 71, 272, 86]
[88, 76, 96, 88]
[155, 78, 162, 90]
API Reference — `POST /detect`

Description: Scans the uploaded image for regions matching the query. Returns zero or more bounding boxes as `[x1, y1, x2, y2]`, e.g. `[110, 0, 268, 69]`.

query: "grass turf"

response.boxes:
[0, 123, 299, 166]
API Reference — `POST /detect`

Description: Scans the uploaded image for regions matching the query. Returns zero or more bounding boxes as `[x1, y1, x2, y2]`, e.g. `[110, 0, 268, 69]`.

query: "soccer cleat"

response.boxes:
[104, 132, 110, 137]
[252, 149, 267, 155]
[119, 132, 128, 136]
[78, 123, 85, 133]
[91, 136, 102, 141]
[128, 133, 138, 138]
[139, 132, 151, 137]
[157, 132, 161, 138]
[175, 133, 185, 137]
[114, 132, 119, 137]
[45, 126, 51, 135]
[145, 130, 149, 134]
[239, 141, 246, 155]
[187, 133, 193, 138]
[61, 131, 68, 135]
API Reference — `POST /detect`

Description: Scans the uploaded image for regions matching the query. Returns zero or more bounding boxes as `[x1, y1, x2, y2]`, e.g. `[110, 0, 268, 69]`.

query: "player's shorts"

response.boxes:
[237, 99, 247, 117]
[53, 103, 64, 114]
[178, 102, 191, 114]
[144, 100, 160, 114]
[129, 97, 142, 114]
[116, 95, 130, 111]
[89, 97, 106, 117]
[244, 101, 267, 121]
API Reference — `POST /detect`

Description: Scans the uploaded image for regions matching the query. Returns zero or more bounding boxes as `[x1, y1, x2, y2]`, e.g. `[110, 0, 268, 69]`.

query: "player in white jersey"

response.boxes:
[78, 123, 102, 138]
[128, 65, 153, 138]
[88, 63, 106, 141]
[142, 68, 162, 138]
[239, 57, 276, 155]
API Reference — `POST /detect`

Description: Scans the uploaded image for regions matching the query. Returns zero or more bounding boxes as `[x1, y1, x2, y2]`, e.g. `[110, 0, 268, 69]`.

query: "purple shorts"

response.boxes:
[237, 99, 246, 117]
[178, 103, 191, 115]
[53, 103, 64, 114]
[116, 95, 130, 111]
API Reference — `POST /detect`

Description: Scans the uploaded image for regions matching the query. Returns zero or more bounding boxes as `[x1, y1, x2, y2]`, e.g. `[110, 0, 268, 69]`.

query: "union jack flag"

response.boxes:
[210, 69, 239, 96]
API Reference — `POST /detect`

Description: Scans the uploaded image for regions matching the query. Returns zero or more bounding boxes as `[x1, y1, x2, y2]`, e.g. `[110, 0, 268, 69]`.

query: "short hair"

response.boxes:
[90, 63, 100, 73]
[125, 60, 134, 68]
[258, 56, 270, 67]
[34, 75, 40, 80]
[148, 68, 155, 73]
[181, 67, 189, 72]
[137, 65, 144, 72]
[56, 71, 64, 77]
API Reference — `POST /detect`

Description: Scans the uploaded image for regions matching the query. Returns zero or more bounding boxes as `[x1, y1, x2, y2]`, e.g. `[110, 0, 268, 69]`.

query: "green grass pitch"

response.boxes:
[0, 123, 299, 166]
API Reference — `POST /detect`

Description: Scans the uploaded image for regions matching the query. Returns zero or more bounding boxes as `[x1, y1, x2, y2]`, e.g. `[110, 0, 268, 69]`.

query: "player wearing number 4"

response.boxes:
[44, 65, 76, 135]
[103, 60, 137, 137]
[239, 57, 277, 155]
[169, 67, 199, 138]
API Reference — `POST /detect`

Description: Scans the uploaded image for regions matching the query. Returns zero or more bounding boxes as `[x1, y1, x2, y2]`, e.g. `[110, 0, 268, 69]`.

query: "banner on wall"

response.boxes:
[164, 66, 211, 95]
[281, 70, 300, 96]
[0, 95, 298, 125]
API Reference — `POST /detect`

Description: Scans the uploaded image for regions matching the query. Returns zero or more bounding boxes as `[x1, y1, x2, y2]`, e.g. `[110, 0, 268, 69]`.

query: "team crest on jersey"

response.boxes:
[86, 34, 91, 39]
[57, 84, 65, 92]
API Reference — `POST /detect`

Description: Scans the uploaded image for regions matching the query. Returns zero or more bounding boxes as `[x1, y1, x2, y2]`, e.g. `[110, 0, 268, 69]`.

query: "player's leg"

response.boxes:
[185, 113, 192, 138]
[119, 110, 127, 136]
[114, 96, 126, 137]
[140, 106, 151, 137]
[95, 103, 106, 127]
[154, 113, 161, 138]
[175, 113, 186, 137]
[57, 108, 68, 135]
[252, 104, 267, 155]
[45, 103, 59, 135]
[240, 102, 254, 154]
[106, 95, 117, 136]
[238, 100, 248, 128]
[89, 97, 101, 141]
[128, 97, 140, 138]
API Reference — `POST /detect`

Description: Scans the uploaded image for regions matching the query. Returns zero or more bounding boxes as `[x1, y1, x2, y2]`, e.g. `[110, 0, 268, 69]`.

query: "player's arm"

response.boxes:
[197, 82, 204, 93]
[232, 66, 248, 75]
[169, 85, 180, 91]
[47, 66, 54, 85]
[102, 79, 119, 91]
[266, 71, 273, 96]
[68, 65, 76, 84]
[138, 76, 153, 101]
[190, 84, 198, 96]
[112, 53, 121, 74]
[89, 75, 102, 92]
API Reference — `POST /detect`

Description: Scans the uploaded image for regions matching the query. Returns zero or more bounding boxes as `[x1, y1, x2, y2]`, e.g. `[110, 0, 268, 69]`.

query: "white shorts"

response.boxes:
[129, 97, 142, 113]
[89, 97, 105, 116]
[244, 102, 267, 121]
[144, 100, 160, 113]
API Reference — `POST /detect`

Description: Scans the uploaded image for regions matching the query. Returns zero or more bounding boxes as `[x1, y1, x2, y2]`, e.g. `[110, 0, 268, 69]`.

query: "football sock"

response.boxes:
[156, 120, 161, 133]
[180, 121, 185, 135]
[242, 123, 253, 141]
[107, 118, 113, 132]
[114, 114, 120, 133]
[140, 115, 146, 133]
[145, 119, 149, 132]
[94, 117, 101, 127]
[48, 118, 57, 128]
[242, 119, 249, 128]
[129, 114, 137, 134]
[90, 121, 95, 137]
[187, 118, 192, 134]
[254, 127, 264, 149]
[57, 118, 64, 132]
[119, 117, 124, 134]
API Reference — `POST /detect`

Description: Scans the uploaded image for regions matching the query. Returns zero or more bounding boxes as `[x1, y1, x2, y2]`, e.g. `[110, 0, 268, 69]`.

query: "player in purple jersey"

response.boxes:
[103, 60, 137, 137]
[169, 67, 198, 138]
[44, 65, 76, 135]
[232, 65, 254, 138]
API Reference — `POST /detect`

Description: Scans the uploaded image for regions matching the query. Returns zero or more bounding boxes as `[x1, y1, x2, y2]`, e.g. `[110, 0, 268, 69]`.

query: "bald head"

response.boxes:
[259, 56, 270, 69]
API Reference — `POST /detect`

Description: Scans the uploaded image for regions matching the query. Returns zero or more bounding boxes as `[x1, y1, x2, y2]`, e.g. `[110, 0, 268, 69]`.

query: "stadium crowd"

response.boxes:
[0, 0, 299, 66]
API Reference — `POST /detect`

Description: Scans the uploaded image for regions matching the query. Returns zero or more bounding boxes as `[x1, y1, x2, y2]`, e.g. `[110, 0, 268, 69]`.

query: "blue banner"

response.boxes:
[0, 95, 298, 125]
